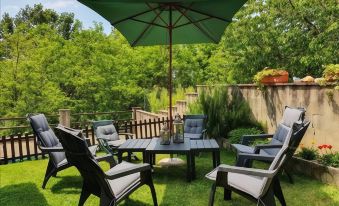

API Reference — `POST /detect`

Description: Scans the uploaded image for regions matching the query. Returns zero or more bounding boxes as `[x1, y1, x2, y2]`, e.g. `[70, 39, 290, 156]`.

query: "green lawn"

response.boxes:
[1, 150, 338, 206]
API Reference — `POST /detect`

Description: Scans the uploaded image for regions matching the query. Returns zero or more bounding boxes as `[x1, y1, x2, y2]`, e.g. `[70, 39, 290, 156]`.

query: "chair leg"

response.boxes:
[78, 186, 91, 206]
[208, 183, 217, 206]
[224, 187, 232, 200]
[285, 169, 294, 184]
[260, 188, 276, 206]
[273, 179, 286, 206]
[100, 192, 115, 206]
[148, 181, 158, 206]
[42, 160, 56, 189]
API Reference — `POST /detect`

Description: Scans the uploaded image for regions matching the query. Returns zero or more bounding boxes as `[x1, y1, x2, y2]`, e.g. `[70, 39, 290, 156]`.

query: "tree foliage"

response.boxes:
[0, 1, 338, 116]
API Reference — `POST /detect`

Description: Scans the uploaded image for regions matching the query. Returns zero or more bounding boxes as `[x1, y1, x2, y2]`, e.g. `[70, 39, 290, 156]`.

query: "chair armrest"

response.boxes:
[241, 134, 274, 145]
[254, 144, 282, 150]
[238, 153, 275, 162]
[105, 163, 151, 180]
[217, 164, 275, 178]
[119, 132, 134, 139]
[38, 146, 64, 152]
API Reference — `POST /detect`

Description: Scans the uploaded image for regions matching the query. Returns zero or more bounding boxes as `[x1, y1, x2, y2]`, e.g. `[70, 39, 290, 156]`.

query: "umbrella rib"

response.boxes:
[131, 8, 165, 46]
[172, 2, 194, 27]
[174, 6, 218, 43]
[111, 6, 161, 25]
[177, 5, 231, 23]
[146, 3, 168, 27]
[130, 18, 167, 28]
[174, 17, 212, 29]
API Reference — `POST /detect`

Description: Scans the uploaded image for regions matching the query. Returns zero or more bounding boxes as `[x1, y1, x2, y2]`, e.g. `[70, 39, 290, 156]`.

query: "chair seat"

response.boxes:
[107, 161, 141, 196]
[57, 158, 68, 167]
[184, 133, 201, 140]
[108, 139, 126, 147]
[205, 167, 265, 199]
[232, 144, 255, 153]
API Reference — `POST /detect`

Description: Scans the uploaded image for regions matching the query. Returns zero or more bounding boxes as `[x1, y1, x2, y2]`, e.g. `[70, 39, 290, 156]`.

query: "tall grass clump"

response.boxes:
[198, 86, 260, 138]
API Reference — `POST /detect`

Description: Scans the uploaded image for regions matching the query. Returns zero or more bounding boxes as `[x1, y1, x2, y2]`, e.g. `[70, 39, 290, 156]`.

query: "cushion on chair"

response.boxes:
[184, 133, 201, 140]
[228, 173, 265, 199]
[107, 161, 141, 196]
[205, 167, 265, 199]
[184, 119, 204, 134]
[107, 139, 126, 147]
[97, 125, 119, 141]
[263, 124, 291, 156]
[281, 107, 305, 128]
[231, 144, 255, 154]
[29, 114, 66, 166]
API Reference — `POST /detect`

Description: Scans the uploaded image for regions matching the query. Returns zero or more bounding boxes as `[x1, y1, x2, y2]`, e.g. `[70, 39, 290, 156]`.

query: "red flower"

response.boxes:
[328, 145, 333, 149]
[322, 144, 328, 148]
[318, 145, 323, 149]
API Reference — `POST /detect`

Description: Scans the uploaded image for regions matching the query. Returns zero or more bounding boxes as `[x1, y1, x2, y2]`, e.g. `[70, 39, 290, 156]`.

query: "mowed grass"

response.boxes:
[1, 150, 338, 206]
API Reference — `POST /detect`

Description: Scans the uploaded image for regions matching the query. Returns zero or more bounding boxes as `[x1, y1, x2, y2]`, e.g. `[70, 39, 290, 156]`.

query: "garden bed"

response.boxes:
[289, 156, 339, 187]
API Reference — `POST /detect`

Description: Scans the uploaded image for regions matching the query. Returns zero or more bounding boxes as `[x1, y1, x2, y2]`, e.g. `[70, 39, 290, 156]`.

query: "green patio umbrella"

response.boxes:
[78, 0, 248, 135]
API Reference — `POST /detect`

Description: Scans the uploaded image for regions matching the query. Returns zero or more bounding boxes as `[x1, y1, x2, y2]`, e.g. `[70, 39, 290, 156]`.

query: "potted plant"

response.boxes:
[254, 67, 289, 85]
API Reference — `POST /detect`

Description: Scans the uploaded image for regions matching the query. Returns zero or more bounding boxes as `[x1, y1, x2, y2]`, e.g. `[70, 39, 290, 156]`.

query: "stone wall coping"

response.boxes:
[196, 83, 335, 88]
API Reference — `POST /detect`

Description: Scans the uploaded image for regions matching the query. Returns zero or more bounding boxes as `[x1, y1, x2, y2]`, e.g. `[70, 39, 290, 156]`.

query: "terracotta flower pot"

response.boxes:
[260, 71, 289, 84]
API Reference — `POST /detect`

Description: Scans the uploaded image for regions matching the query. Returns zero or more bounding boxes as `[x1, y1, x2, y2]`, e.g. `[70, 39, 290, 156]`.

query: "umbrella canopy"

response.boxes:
[79, 0, 247, 46]
[78, 0, 247, 134]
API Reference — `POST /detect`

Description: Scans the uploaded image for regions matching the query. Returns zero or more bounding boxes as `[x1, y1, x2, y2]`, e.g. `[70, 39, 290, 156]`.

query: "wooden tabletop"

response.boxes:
[190, 139, 219, 151]
[118, 139, 152, 151]
[145, 138, 190, 152]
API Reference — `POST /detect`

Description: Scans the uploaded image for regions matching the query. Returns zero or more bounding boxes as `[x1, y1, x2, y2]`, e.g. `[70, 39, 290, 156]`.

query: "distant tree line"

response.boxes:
[0, 0, 337, 116]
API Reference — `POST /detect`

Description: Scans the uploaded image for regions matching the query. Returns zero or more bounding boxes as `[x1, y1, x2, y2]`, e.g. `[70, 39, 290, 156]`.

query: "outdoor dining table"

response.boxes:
[117, 137, 220, 182]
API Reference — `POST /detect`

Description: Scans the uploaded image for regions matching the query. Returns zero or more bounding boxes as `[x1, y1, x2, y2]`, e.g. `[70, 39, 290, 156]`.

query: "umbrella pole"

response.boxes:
[168, 6, 173, 137]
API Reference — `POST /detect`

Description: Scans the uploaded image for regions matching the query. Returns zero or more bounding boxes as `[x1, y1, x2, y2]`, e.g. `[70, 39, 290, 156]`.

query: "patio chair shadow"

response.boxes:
[50, 176, 82, 194]
[0, 183, 49, 206]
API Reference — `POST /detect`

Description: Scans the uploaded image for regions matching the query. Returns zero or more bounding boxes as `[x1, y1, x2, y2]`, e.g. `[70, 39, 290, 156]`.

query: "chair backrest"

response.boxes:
[27, 113, 66, 166]
[259, 121, 309, 197]
[183, 114, 207, 134]
[54, 126, 114, 198]
[265, 106, 306, 155]
[93, 120, 119, 140]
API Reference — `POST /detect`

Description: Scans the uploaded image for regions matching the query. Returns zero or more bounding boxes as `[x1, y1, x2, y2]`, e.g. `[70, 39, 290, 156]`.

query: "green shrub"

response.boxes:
[199, 86, 260, 138]
[228, 127, 263, 144]
[318, 153, 339, 168]
[187, 100, 203, 114]
[297, 147, 318, 160]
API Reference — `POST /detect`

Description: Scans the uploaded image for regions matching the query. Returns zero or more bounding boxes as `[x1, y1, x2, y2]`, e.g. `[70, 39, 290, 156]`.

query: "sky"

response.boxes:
[0, 0, 112, 34]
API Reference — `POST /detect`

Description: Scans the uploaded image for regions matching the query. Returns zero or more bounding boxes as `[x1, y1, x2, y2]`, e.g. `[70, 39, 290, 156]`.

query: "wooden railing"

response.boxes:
[0, 117, 169, 165]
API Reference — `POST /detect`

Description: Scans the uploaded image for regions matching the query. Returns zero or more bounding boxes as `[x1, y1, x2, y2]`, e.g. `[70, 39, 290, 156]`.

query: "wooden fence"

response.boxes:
[0, 117, 169, 165]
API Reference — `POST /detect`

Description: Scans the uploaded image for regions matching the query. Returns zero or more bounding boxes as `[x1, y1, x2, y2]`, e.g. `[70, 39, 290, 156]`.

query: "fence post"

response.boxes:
[131, 107, 142, 121]
[59, 109, 71, 127]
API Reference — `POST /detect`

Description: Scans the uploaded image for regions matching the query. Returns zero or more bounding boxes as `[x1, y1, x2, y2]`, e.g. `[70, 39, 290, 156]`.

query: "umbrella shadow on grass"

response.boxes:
[0, 183, 49, 206]
[50, 176, 82, 194]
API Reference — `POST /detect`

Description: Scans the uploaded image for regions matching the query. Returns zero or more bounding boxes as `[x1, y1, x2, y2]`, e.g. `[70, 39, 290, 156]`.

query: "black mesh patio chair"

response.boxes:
[27, 113, 115, 189]
[92, 120, 138, 161]
[231, 106, 306, 182]
[206, 121, 309, 206]
[54, 125, 158, 206]
[183, 114, 207, 139]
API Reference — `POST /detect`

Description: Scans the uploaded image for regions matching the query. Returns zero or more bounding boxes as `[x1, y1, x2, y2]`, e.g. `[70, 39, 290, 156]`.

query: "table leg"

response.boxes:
[213, 151, 221, 168]
[191, 152, 196, 180]
[186, 153, 192, 182]
[117, 151, 123, 163]
[127, 152, 132, 162]
[152, 154, 156, 165]
[142, 152, 146, 163]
